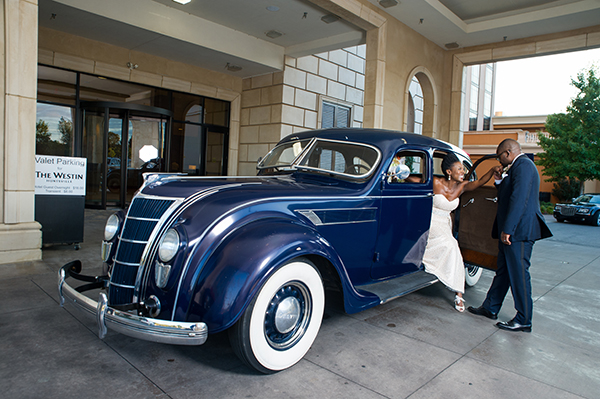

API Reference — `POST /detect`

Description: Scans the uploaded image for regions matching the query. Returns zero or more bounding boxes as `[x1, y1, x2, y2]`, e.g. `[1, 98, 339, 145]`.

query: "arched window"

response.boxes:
[408, 76, 424, 134]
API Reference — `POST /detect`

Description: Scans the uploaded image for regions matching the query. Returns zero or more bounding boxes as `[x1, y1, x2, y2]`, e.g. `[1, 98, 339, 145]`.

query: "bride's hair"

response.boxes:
[441, 153, 460, 179]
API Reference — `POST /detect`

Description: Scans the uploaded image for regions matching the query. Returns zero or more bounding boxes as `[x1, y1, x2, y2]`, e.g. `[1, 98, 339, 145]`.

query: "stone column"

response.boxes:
[0, 0, 42, 264]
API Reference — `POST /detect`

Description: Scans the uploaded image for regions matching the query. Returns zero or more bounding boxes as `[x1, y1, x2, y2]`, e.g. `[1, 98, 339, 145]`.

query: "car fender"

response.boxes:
[174, 216, 379, 333]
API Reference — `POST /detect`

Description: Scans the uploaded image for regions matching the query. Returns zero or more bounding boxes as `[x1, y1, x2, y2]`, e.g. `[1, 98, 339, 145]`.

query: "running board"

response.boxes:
[357, 271, 438, 304]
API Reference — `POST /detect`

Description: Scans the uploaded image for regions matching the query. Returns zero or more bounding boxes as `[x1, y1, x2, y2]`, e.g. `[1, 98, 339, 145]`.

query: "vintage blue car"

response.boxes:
[58, 128, 498, 373]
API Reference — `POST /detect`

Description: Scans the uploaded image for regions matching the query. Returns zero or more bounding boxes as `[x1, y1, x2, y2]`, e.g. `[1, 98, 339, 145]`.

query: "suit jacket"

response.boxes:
[492, 155, 552, 241]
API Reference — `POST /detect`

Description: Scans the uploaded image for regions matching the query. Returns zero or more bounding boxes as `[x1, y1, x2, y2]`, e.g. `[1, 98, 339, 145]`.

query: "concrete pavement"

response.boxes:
[1, 210, 599, 399]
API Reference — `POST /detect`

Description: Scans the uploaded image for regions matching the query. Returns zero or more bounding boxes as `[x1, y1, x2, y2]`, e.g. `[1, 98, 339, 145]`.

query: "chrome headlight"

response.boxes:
[104, 213, 120, 241]
[158, 229, 180, 263]
[577, 208, 590, 214]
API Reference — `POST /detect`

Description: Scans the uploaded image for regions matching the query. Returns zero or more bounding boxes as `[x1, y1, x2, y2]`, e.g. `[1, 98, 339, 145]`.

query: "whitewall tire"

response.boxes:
[465, 263, 482, 287]
[229, 258, 325, 373]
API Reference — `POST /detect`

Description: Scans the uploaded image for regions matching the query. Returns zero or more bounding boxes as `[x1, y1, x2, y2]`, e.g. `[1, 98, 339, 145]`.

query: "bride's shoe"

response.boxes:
[454, 295, 465, 312]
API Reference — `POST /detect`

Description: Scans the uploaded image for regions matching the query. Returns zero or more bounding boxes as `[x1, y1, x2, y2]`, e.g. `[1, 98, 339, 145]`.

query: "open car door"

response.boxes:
[456, 155, 499, 271]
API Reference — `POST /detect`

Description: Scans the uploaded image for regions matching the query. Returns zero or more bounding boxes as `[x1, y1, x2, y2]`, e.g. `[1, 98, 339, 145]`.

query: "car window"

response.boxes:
[388, 151, 426, 184]
[258, 139, 311, 171]
[296, 139, 380, 178]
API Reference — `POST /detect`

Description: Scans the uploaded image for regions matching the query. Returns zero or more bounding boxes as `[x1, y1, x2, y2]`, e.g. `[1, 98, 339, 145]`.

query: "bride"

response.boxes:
[422, 153, 501, 312]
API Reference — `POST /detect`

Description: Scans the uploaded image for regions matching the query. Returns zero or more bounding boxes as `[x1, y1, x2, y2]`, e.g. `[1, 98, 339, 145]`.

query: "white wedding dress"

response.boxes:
[422, 194, 465, 293]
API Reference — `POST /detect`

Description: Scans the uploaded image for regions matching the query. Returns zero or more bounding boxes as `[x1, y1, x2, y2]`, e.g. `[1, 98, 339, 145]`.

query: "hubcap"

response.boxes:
[264, 283, 311, 350]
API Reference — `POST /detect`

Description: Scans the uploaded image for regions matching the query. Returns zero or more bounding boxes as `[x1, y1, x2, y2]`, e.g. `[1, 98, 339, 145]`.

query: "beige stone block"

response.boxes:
[352, 121, 362, 128]
[271, 104, 283, 123]
[239, 144, 249, 162]
[273, 71, 284, 85]
[353, 105, 364, 123]
[216, 88, 240, 102]
[94, 61, 131, 81]
[249, 106, 272, 125]
[297, 56, 319, 74]
[346, 87, 363, 105]
[4, 191, 35, 224]
[492, 43, 536, 61]
[242, 89, 262, 108]
[292, 126, 309, 134]
[0, 248, 42, 264]
[327, 81, 346, 101]
[283, 85, 295, 105]
[314, 52, 328, 59]
[53, 53, 94, 73]
[536, 35, 587, 55]
[329, 49, 348, 67]
[247, 144, 270, 162]
[241, 108, 250, 125]
[259, 124, 281, 143]
[364, 59, 385, 106]
[38, 49, 54, 66]
[347, 53, 365, 74]
[357, 44, 367, 59]
[228, 148, 239, 176]
[5, 96, 36, 191]
[294, 89, 317, 110]
[588, 31, 600, 47]
[305, 110, 317, 129]
[240, 126, 259, 143]
[307, 74, 327, 95]
[356, 73, 365, 90]
[230, 97, 241, 123]
[456, 49, 493, 65]
[283, 68, 306, 89]
[243, 78, 252, 90]
[261, 85, 284, 105]
[280, 124, 294, 140]
[449, 91, 463, 132]
[318, 59, 337, 81]
[5, 0, 38, 98]
[451, 56, 464, 92]
[162, 76, 192, 92]
[252, 73, 274, 89]
[131, 70, 164, 88]
[238, 162, 258, 177]
[0, 222, 42, 252]
[285, 56, 296, 67]
[281, 105, 304, 126]
[339, 67, 356, 87]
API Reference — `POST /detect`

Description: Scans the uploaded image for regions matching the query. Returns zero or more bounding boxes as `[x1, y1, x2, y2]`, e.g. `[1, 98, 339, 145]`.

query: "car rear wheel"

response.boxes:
[464, 263, 482, 287]
[229, 258, 325, 373]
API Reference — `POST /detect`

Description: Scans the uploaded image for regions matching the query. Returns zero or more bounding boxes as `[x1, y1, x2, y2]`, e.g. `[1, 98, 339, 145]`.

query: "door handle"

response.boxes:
[485, 197, 498, 203]
[462, 198, 474, 207]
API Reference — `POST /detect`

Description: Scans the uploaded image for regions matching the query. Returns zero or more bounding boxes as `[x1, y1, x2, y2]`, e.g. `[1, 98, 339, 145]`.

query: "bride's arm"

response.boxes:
[461, 165, 502, 193]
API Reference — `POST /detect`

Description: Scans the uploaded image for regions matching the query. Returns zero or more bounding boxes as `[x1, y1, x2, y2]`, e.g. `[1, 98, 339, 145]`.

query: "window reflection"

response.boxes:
[36, 103, 75, 156]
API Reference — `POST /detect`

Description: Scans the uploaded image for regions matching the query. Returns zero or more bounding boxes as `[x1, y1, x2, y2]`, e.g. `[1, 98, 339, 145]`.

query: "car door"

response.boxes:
[456, 155, 499, 270]
[371, 149, 433, 280]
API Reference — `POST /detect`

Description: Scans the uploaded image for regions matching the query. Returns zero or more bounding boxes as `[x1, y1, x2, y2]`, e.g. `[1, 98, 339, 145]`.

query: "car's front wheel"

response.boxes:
[229, 258, 325, 373]
[465, 263, 482, 286]
[590, 211, 600, 226]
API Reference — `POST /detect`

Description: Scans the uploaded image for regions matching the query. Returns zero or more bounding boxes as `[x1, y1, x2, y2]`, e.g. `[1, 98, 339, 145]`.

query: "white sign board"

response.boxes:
[35, 155, 87, 196]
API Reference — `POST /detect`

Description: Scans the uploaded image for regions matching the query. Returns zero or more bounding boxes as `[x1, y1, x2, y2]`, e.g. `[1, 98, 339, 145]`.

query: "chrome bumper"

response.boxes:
[58, 261, 207, 346]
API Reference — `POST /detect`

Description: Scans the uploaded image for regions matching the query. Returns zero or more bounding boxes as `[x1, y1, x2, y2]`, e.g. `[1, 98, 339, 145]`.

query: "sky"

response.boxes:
[494, 47, 600, 117]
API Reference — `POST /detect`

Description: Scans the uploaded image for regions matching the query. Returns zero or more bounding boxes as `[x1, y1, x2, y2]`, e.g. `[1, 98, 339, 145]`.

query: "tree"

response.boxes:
[36, 119, 51, 144]
[58, 116, 73, 148]
[537, 67, 600, 194]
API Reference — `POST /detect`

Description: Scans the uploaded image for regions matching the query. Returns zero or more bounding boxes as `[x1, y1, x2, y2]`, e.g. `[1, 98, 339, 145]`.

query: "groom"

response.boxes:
[468, 139, 552, 332]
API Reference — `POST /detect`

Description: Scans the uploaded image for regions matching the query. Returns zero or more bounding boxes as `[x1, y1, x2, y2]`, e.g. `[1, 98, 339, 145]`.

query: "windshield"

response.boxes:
[258, 139, 311, 171]
[573, 195, 600, 204]
[296, 139, 380, 179]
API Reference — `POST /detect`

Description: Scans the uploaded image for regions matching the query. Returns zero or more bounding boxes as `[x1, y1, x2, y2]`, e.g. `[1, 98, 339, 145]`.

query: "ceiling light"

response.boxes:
[379, 0, 399, 8]
[225, 63, 242, 72]
[321, 14, 340, 24]
[445, 42, 459, 49]
[265, 30, 283, 39]
[172, 0, 191, 4]
[266, 6, 279, 12]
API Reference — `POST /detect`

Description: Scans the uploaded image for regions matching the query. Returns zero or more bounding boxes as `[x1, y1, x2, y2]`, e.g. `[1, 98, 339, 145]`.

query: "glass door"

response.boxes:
[81, 102, 171, 209]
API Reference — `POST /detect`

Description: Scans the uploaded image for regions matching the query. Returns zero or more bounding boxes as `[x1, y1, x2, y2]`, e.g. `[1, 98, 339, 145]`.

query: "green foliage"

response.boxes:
[35, 118, 71, 156]
[552, 178, 582, 202]
[536, 67, 600, 189]
[540, 201, 554, 214]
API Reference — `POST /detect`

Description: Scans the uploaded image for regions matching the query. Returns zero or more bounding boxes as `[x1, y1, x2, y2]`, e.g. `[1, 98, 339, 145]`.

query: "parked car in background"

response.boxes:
[58, 128, 499, 373]
[553, 194, 600, 226]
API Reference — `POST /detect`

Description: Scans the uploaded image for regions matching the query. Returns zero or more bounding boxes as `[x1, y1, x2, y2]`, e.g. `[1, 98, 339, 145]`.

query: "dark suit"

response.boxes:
[483, 154, 552, 325]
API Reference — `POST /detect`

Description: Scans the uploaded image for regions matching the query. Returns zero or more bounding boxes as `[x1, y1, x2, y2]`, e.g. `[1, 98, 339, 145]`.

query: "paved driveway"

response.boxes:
[1, 212, 599, 399]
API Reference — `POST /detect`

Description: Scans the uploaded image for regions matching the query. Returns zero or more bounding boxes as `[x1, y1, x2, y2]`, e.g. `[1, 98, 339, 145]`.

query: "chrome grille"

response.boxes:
[109, 198, 175, 305]
[560, 207, 576, 216]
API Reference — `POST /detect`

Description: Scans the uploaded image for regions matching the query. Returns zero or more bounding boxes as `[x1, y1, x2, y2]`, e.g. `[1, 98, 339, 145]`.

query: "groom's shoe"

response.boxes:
[496, 319, 532, 333]
[467, 306, 498, 320]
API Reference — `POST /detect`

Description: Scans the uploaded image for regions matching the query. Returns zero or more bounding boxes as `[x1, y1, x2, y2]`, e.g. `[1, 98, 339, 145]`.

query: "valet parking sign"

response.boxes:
[35, 155, 87, 196]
